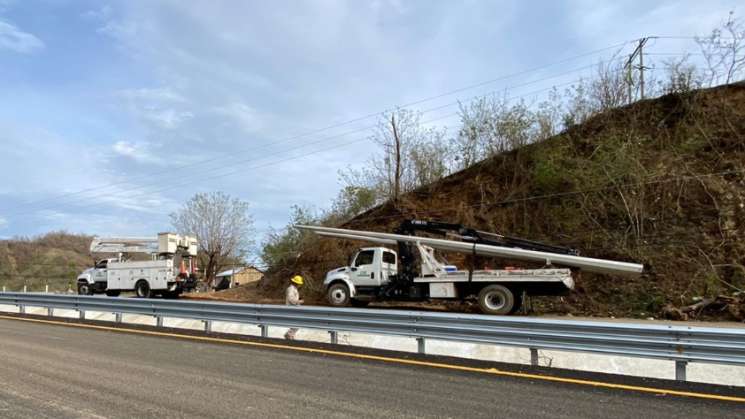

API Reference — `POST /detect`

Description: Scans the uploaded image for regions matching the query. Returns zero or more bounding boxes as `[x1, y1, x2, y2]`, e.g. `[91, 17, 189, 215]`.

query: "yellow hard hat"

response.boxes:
[290, 275, 304, 285]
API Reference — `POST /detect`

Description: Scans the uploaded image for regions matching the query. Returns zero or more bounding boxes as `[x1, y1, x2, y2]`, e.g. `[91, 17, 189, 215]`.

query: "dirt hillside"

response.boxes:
[247, 83, 745, 322]
[0, 232, 92, 292]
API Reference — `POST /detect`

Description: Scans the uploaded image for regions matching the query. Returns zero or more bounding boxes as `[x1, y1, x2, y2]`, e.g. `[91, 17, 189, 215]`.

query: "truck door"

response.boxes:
[380, 250, 396, 285]
[351, 249, 377, 286]
[93, 259, 108, 284]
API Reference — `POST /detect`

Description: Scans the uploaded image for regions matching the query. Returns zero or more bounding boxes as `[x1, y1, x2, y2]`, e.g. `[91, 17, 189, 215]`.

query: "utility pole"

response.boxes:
[638, 38, 647, 99]
[390, 114, 401, 204]
[625, 37, 650, 103]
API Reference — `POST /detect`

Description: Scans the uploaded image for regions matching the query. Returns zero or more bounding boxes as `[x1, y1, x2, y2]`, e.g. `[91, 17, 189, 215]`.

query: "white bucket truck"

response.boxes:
[76, 233, 199, 298]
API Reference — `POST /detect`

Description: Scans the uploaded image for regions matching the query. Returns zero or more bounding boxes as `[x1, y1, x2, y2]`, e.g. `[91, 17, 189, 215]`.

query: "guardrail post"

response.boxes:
[259, 325, 268, 338]
[45, 284, 49, 293]
[675, 361, 688, 382]
[329, 331, 338, 344]
[23, 285, 27, 293]
[79, 310, 85, 320]
[204, 320, 212, 333]
[19, 304, 25, 314]
[417, 337, 426, 354]
[156, 316, 164, 327]
[2, 285, 6, 292]
[47, 307, 54, 317]
[115, 312, 123, 323]
[530, 348, 539, 366]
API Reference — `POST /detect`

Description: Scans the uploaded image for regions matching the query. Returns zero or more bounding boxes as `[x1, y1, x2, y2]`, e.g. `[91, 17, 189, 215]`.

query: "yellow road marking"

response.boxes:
[1, 314, 744, 403]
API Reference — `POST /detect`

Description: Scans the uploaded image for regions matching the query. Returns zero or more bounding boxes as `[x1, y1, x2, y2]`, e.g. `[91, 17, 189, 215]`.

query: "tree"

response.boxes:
[367, 108, 452, 200]
[454, 95, 543, 168]
[261, 205, 318, 269]
[696, 11, 745, 86]
[170, 192, 254, 283]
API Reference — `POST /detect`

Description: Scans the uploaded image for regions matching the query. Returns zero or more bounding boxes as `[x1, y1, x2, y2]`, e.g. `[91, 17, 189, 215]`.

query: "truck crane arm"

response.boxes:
[396, 219, 579, 256]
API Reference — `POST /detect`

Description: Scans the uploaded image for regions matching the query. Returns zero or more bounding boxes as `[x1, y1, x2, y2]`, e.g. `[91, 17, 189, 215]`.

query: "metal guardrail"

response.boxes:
[1, 292, 744, 381]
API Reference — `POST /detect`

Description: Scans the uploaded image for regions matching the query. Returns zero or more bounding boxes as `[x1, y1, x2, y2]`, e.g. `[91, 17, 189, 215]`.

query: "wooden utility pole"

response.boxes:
[391, 114, 401, 203]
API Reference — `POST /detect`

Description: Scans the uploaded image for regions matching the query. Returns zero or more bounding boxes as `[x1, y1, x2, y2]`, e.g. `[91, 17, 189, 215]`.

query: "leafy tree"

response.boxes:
[261, 206, 318, 269]
[170, 192, 254, 282]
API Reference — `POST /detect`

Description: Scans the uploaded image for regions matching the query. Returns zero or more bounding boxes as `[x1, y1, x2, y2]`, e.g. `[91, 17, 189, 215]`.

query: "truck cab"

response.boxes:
[77, 258, 118, 295]
[323, 247, 397, 306]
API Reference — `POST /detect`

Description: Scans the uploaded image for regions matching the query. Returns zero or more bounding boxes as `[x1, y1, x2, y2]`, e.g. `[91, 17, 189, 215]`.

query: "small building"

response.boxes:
[212, 266, 264, 290]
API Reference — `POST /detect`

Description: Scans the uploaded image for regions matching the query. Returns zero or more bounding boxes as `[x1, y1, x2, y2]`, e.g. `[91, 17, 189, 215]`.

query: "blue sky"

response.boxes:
[0, 0, 740, 251]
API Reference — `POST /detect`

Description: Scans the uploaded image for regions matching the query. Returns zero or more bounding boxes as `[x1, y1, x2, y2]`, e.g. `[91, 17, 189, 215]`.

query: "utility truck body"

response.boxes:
[77, 233, 199, 298]
[298, 220, 643, 314]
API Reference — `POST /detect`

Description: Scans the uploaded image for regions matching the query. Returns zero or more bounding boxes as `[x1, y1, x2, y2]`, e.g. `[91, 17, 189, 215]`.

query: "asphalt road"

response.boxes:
[0, 318, 741, 418]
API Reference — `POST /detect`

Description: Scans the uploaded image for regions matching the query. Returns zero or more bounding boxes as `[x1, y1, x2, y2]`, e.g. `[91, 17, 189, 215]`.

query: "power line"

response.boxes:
[4, 59, 624, 217]
[4, 58, 638, 219]
[4, 41, 637, 215]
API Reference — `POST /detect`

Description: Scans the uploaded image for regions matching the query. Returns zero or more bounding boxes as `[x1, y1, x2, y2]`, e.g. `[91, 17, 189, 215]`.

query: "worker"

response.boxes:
[284, 275, 304, 340]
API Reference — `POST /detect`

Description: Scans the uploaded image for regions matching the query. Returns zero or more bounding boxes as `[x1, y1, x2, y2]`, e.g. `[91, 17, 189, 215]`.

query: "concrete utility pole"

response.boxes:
[625, 37, 650, 102]
[638, 37, 647, 99]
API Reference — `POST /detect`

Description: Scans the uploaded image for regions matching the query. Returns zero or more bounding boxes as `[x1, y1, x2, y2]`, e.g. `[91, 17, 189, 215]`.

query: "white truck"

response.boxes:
[77, 233, 199, 298]
[298, 220, 644, 315]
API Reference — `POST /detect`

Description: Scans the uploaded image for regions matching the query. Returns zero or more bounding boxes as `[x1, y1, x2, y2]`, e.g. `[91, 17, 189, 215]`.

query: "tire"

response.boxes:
[77, 282, 93, 296]
[327, 283, 351, 307]
[134, 280, 152, 298]
[477, 285, 515, 315]
[350, 299, 369, 308]
[105, 290, 121, 297]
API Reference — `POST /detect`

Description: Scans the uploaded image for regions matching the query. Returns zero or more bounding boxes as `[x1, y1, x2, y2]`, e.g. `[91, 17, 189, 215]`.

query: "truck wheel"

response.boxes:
[478, 285, 514, 315]
[77, 282, 93, 296]
[134, 280, 152, 298]
[327, 283, 351, 307]
[105, 290, 121, 297]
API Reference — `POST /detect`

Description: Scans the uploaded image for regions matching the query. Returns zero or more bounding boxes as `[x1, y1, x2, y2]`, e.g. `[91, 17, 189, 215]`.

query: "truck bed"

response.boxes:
[414, 268, 574, 289]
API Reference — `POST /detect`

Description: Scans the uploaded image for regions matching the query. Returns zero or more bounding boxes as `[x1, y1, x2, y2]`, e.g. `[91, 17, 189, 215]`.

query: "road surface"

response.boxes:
[0, 317, 740, 418]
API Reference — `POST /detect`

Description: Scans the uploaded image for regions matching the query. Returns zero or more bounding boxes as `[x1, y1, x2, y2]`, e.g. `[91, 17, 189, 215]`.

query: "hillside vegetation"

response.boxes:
[256, 83, 745, 321]
[0, 232, 92, 292]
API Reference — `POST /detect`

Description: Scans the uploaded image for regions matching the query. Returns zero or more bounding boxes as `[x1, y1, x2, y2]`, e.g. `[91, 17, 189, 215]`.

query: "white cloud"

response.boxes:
[212, 102, 263, 134]
[0, 215, 7, 229]
[81, 5, 113, 21]
[0, 19, 44, 53]
[112, 140, 163, 164]
[117, 87, 194, 129]
[145, 109, 194, 129]
[118, 87, 187, 104]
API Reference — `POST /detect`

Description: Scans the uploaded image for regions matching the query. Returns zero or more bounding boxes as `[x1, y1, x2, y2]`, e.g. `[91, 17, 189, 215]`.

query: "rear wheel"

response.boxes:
[477, 285, 515, 315]
[77, 282, 93, 296]
[327, 283, 351, 307]
[105, 290, 121, 297]
[134, 280, 152, 298]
